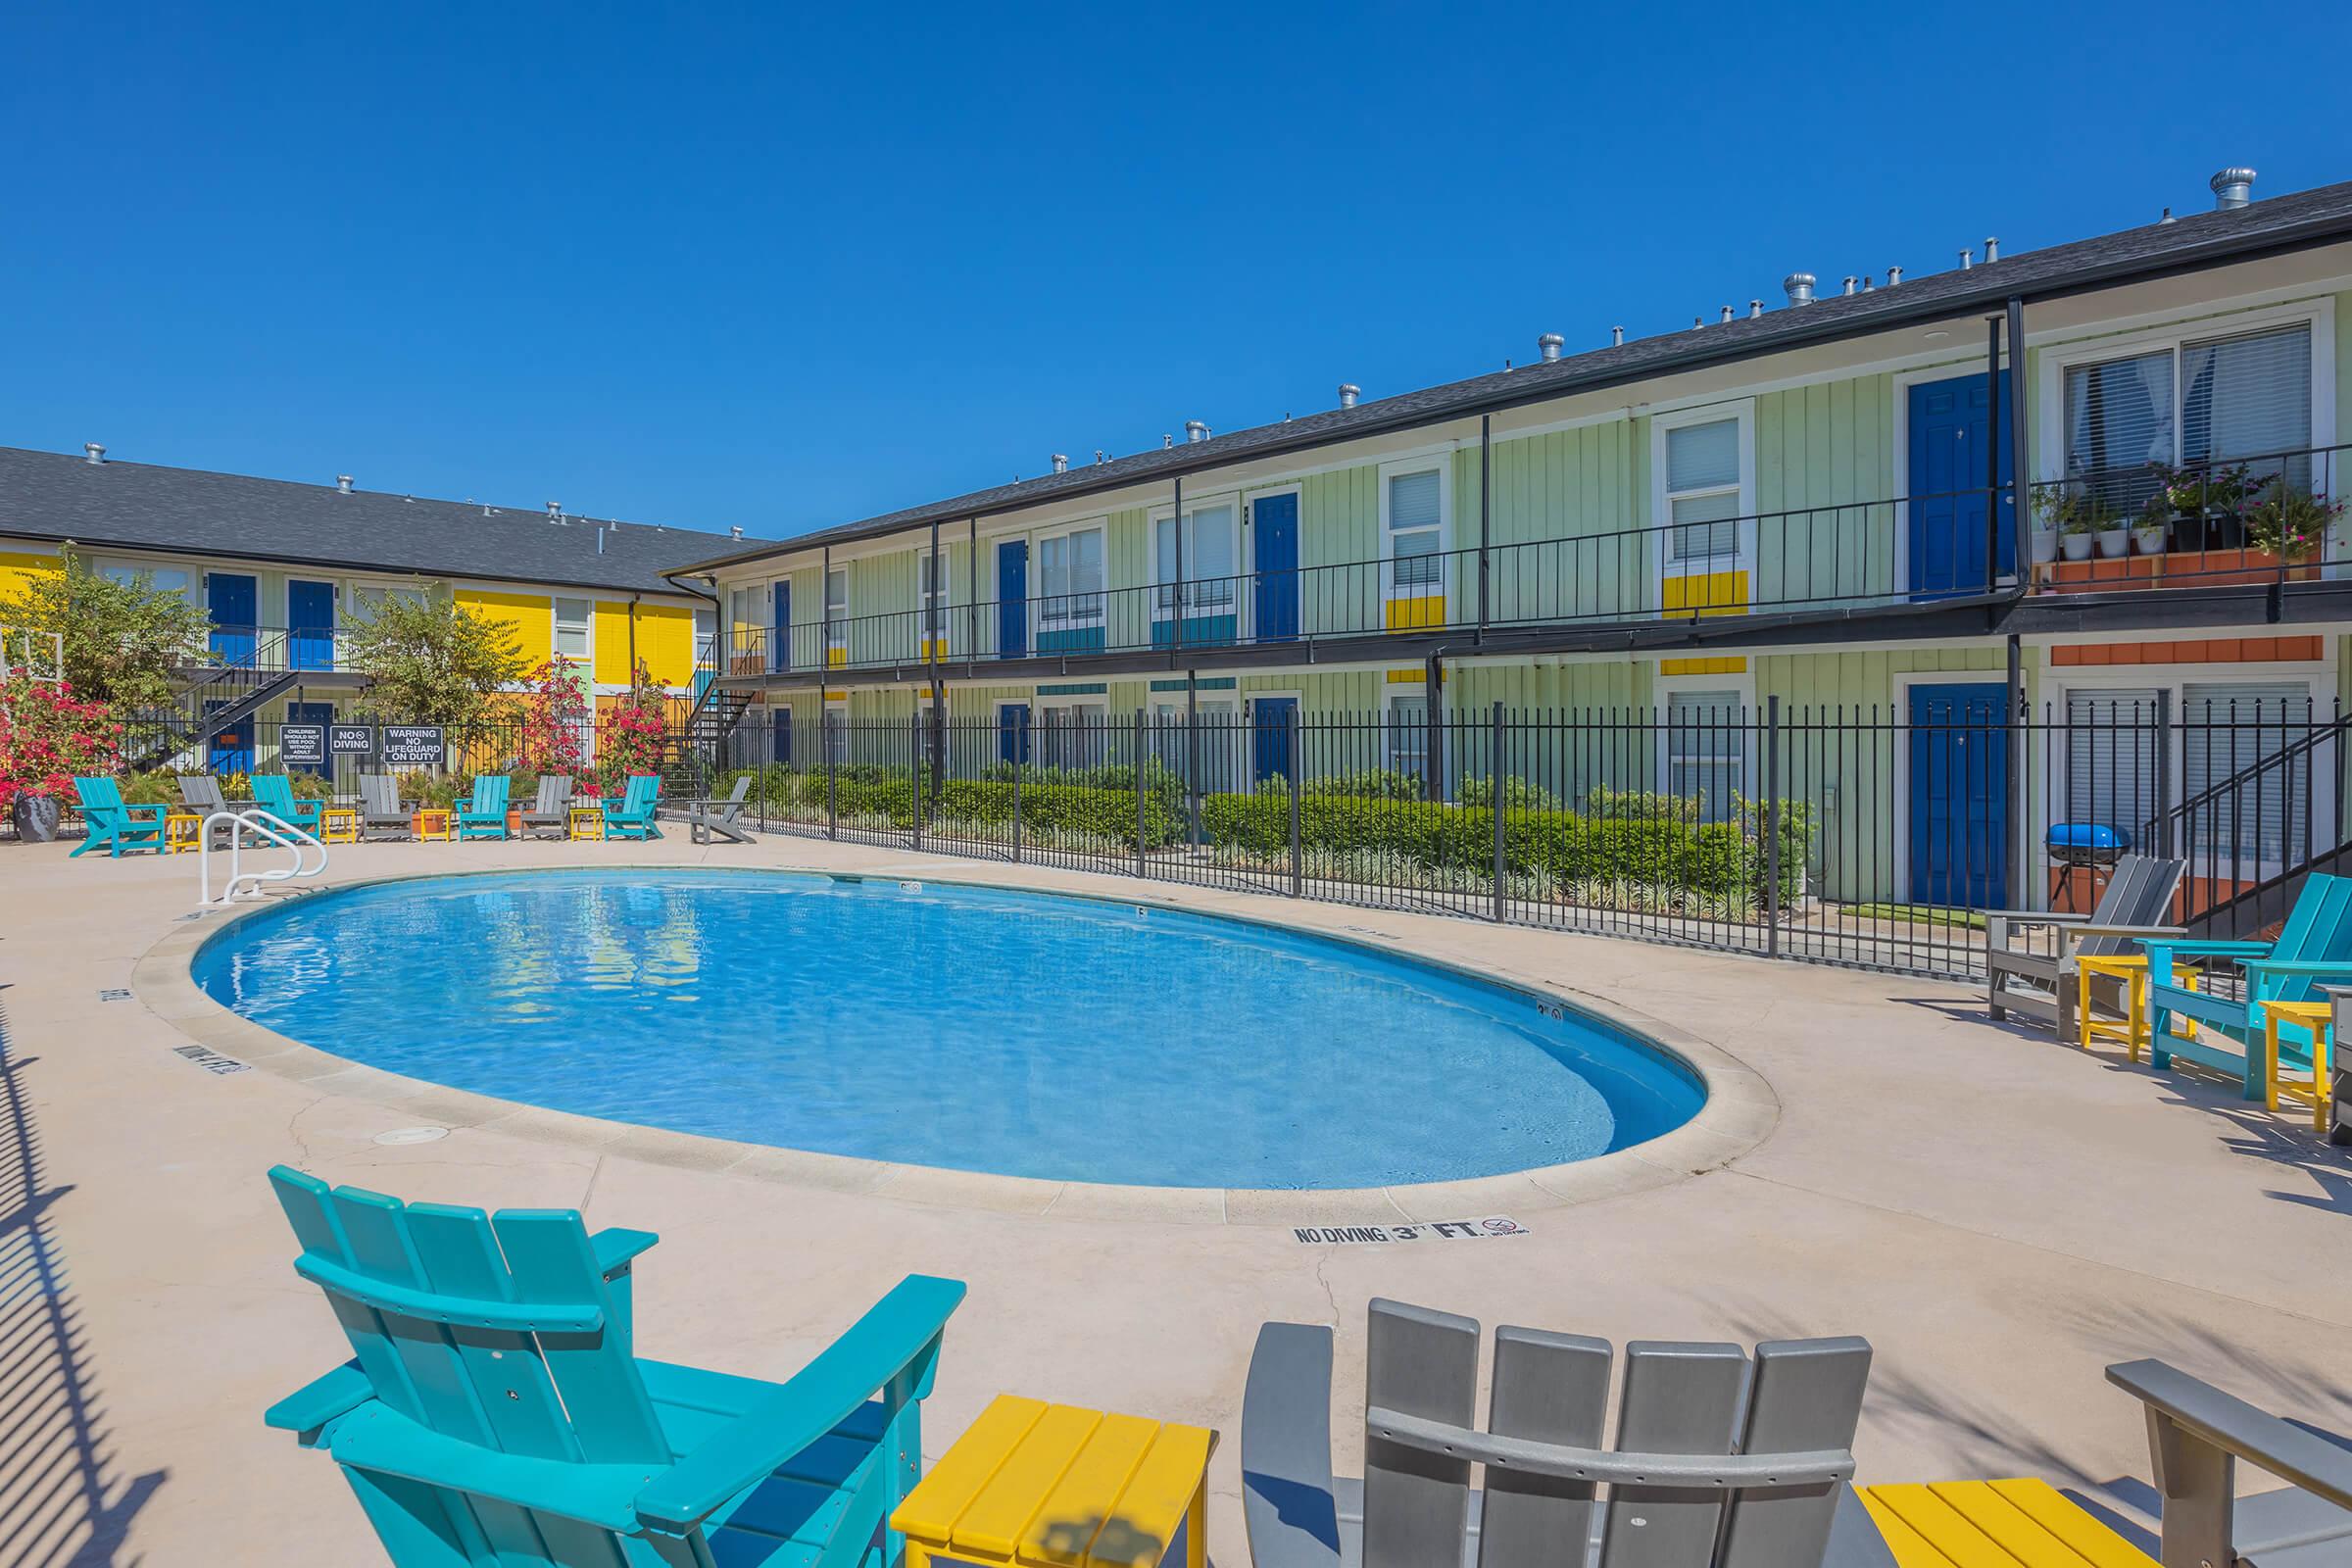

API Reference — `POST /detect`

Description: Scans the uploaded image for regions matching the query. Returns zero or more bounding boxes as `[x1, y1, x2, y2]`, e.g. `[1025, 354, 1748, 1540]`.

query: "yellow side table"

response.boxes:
[567, 805, 607, 841]
[893, 1394, 1214, 1568]
[2258, 999, 2333, 1132]
[164, 811, 202, 854]
[319, 806, 360, 845]
[413, 808, 453, 843]
[2074, 956, 2197, 1062]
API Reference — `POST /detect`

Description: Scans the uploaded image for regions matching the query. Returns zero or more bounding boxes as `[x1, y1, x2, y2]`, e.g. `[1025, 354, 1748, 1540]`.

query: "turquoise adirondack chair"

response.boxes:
[69, 775, 168, 857]
[603, 774, 663, 840]
[264, 1167, 965, 1567]
[251, 772, 326, 835]
[2142, 873, 2352, 1100]
[455, 774, 513, 840]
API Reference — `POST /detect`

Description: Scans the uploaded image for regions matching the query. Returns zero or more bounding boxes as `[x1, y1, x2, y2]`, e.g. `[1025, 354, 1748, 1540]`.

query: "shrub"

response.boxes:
[1456, 774, 1560, 810]
[1303, 766, 1423, 802]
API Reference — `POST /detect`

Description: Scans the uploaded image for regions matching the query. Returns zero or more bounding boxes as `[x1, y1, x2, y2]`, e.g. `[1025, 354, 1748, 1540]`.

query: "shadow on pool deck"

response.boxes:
[0, 1002, 167, 1567]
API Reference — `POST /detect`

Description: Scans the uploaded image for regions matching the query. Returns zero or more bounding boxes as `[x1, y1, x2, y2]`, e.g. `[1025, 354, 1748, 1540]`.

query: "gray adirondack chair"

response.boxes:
[358, 773, 413, 840]
[1986, 853, 2185, 1038]
[686, 775, 755, 845]
[520, 774, 574, 837]
[174, 774, 235, 848]
[1243, 1300, 1893, 1568]
[2108, 1359, 2352, 1567]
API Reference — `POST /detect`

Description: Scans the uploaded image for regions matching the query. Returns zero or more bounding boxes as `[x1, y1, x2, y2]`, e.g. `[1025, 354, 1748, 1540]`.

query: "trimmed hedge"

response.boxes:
[720, 766, 1184, 848]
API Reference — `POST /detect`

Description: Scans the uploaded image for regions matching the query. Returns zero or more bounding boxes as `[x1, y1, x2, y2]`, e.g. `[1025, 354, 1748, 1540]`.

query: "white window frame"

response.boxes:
[1379, 458, 1451, 610]
[348, 580, 427, 619]
[1148, 689, 1244, 791]
[2034, 297, 2336, 484]
[1033, 522, 1107, 636]
[918, 552, 949, 655]
[824, 568, 850, 663]
[1150, 493, 1243, 626]
[95, 558, 195, 602]
[822, 697, 851, 766]
[1034, 690, 1110, 769]
[553, 595, 594, 666]
[1652, 668, 1757, 824]
[1649, 401, 1757, 589]
[1383, 685, 1435, 783]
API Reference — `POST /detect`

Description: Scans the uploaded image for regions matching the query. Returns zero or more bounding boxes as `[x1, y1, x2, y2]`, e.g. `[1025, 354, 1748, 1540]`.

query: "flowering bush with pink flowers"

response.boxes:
[598, 662, 670, 790]
[518, 659, 591, 777]
[0, 674, 119, 807]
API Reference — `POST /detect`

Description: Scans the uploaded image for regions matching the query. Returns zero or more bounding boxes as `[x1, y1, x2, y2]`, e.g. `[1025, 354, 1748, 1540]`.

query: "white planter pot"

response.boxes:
[2060, 534, 2094, 562]
[2096, 527, 2132, 559]
[2132, 527, 2168, 555]
[2031, 528, 2059, 564]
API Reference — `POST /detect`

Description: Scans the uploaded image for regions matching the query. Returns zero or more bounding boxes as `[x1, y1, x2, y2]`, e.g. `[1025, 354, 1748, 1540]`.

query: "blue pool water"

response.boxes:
[193, 870, 1702, 1189]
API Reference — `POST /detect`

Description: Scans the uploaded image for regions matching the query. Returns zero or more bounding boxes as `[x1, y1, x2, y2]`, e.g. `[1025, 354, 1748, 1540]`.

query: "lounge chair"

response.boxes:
[175, 774, 228, 816]
[684, 775, 755, 845]
[2108, 1358, 2352, 1567]
[454, 773, 511, 840]
[603, 773, 662, 840]
[262, 1167, 964, 1568]
[520, 774, 574, 838]
[249, 773, 324, 836]
[2143, 873, 2352, 1100]
[357, 773, 412, 840]
[69, 776, 168, 858]
[1986, 853, 2184, 1038]
[1243, 1299, 1896, 1568]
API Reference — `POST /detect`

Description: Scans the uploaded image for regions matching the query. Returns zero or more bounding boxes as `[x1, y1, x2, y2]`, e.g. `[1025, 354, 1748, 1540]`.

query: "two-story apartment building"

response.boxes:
[674, 168, 2352, 913]
[0, 445, 749, 773]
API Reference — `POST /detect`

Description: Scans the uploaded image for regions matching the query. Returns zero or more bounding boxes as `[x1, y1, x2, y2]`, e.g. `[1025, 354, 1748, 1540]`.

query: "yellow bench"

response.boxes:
[892, 1394, 1214, 1568]
[1855, 1478, 2155, 1566]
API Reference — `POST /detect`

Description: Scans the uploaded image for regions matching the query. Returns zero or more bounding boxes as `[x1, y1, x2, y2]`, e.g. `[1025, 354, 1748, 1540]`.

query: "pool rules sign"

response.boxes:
[380, 725, 446, 767]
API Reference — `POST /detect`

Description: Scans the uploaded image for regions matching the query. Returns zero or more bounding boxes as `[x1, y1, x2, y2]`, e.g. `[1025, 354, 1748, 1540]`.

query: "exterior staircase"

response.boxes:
[124, 629, 301, 771]
[660, 684, 756, 800]
[2146, 709, 2352, 940]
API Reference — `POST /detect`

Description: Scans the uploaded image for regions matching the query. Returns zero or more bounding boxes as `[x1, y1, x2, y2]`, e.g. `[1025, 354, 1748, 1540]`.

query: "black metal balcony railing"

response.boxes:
[2029, 441, 2348, 591]
[193, 622, 345, 673]
[723, 483, 2024, 676]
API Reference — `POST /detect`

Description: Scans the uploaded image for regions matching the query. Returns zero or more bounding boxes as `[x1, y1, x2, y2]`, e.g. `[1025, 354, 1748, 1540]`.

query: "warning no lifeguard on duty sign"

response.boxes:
[1292, 1216, 1529, 1246]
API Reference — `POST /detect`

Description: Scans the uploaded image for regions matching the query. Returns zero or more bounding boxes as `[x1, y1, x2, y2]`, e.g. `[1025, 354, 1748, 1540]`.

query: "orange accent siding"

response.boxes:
[2049, 637, 2322, 667]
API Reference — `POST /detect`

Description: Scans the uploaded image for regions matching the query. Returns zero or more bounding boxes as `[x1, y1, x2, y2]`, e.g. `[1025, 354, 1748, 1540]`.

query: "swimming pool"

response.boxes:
[193, 870, 1703, 1189]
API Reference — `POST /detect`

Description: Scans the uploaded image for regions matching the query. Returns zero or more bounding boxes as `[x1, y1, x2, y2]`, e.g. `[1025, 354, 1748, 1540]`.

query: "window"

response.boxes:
[824, 568, 849, 660]
[726, 585, 764, 671]
[1039, 701, 1107, 768]
[1148, 695, 1242, 786]
[1665, 689, 1744, 822]
[1387, 693, 1429, 784]
[1386, 469, 1444, 595]
[1664, 418, 1742, 564]
[919, 553, 948, 645]
[2061, 689, 2161, 841]
[1038, 527, 1105, 627]
[1154, 503, 1238, 613]
[351, 583, 425, 620]
[693, 607, 715, 666]
[823, 702, 850, 765]
[2063, 320, 2315, 511]
[98, 561, 192, 600]
[554, 597, 592, 662]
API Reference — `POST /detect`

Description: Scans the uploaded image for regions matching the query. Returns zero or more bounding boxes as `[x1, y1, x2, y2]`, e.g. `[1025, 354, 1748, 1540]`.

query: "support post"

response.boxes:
[1765, 694, 1782, 957]
[1171, 474, 1184, 662]
[1288, 710, 1303, 899]
[1491, 701, 1506, 924]
[1477, 414, 1492, 639]
[1186, 672, 1200, 847]
[1134, 710, 1149, 878]
[2007, 633, 2027, 907]
[1984, 315, 2003, 594]
[1425, 653, 1446, 803]
[820, 546, 832, 671]
[1010, 726, 1023, 864]
[2006, 296, 2030, 585]
[967, 516, 979, 667]
[910, 708, 924, 854]
[826, 710, 838, 840]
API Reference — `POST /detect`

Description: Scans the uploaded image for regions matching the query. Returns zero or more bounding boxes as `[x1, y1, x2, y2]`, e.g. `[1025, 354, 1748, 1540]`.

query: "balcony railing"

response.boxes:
[724, 483, 2022, 676]
[2028, 441, 2349, 595]
[193, 622, 346, 673]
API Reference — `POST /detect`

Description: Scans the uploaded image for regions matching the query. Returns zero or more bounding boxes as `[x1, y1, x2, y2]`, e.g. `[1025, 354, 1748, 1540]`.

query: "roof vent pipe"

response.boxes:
[1958, 248, 1973, 270]
[1749, 299, 1763, 318]
[1984, 236, 1999, 263]
[1537, 332, 1563, 362]
[82, 442, 105, 465]
[1184, 420, 1208, 443]
[1162, 433, 1175, 448]
[1051, 453, 1068, 473]
[1862, 275, 1875, 292]
[1719, 306, 1734, 323]
[1783, 272, 1816, 306]
[336, 474, 353, 494]
[547, 501, 562, 519]
[730, 526, 744, 540]
[2160, 206, 2177, 224]
[1841, 276, 1858, 296]
[1887, 266, 1904, 286]
[1095, 450, 1106, 465]
[1338, 383, 1359, 409]
[2211, 167, 2256, 210]
[1610, 326, 1625, 346]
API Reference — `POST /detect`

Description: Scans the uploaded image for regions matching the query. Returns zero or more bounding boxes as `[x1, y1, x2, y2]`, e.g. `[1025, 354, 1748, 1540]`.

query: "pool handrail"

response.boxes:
[199, 807, 325, 906]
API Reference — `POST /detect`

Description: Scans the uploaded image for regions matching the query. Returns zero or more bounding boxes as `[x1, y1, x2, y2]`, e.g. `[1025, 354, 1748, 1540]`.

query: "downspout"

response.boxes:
[659, 570, 725, 724]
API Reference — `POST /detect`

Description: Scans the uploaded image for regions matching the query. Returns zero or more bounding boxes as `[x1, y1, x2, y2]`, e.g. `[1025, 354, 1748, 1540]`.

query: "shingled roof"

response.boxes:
[0, 445, 758, 596]
[672, 175, 2352, 574]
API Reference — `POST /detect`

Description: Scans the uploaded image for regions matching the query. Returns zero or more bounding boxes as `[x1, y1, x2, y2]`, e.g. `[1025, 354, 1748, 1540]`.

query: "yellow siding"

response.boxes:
[0, 548, 61, 602]
[455, 589, 553, 662]
[1661, 569, 1749, 616]
[592, 601, 635, 684]
[632, 602, 696, 688]
[1661, 657, 1748, 675]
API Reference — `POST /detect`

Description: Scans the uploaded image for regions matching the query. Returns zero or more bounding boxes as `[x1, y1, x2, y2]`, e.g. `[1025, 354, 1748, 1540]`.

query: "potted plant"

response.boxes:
[2093, 498, 2132, 559]
[0, 673, 118, 843]
[2156, 461, 2253, 553]
[2242, 484, 2343, 571]
[2028, 488, 2066, 564]
[2059, 508, 2099, 562]
[2132, 495, 2171, 556]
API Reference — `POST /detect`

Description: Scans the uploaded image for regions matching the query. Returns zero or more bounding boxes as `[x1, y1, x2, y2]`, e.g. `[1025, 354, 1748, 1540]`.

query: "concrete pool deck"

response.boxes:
[3, 832, 2348, 1563]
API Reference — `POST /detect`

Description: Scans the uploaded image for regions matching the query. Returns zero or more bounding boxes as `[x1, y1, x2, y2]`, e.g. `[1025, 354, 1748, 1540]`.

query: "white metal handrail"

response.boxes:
[198, 808, 326, 907]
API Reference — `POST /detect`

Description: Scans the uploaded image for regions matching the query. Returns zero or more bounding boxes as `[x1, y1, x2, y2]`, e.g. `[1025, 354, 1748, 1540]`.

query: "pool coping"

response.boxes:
[130, 863, 1783, 1226]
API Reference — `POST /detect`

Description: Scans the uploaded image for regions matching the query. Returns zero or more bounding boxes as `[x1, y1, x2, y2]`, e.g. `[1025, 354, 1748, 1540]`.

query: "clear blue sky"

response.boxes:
[4, 2, 2348, 544]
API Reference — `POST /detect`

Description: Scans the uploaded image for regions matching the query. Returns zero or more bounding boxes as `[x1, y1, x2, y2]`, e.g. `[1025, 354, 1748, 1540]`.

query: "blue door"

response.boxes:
[288, 580, 336, 670]
[1251, 697, 1298, 785]
[1908, 373, 2015, 597]
[999, 703, 1031, 764]
[208, 572, 257, 664]
[207, 701, 252, 776]
[1908, 682, 2009, 908]
[769, 581, 791, 673]
[286, 700, 334, 776]
[771, 705, 793, 764]
[1252, 493, 1299, 643]
[997, 541, 1028, 659]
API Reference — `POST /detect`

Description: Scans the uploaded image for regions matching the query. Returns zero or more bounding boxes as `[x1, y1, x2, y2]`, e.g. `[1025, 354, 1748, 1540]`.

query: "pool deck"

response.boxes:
[4, 832, 2349, 1563]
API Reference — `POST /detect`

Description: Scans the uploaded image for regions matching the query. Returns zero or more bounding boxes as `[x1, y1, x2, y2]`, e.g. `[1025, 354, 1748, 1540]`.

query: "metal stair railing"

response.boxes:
[2144, 708, 2352, 938]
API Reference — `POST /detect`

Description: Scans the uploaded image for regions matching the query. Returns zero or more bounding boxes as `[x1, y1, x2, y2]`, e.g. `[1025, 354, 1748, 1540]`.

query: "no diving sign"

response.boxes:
[1293, 1215, 1528, 1246]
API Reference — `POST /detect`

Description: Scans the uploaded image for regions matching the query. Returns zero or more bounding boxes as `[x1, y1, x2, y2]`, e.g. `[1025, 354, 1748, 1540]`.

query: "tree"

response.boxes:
[517, 659, 591, 776]
[343, 590, 528, 744]
[0, 548, 211, 712]
[0, 673, 119, 807]
[598, 662, 670, 789]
